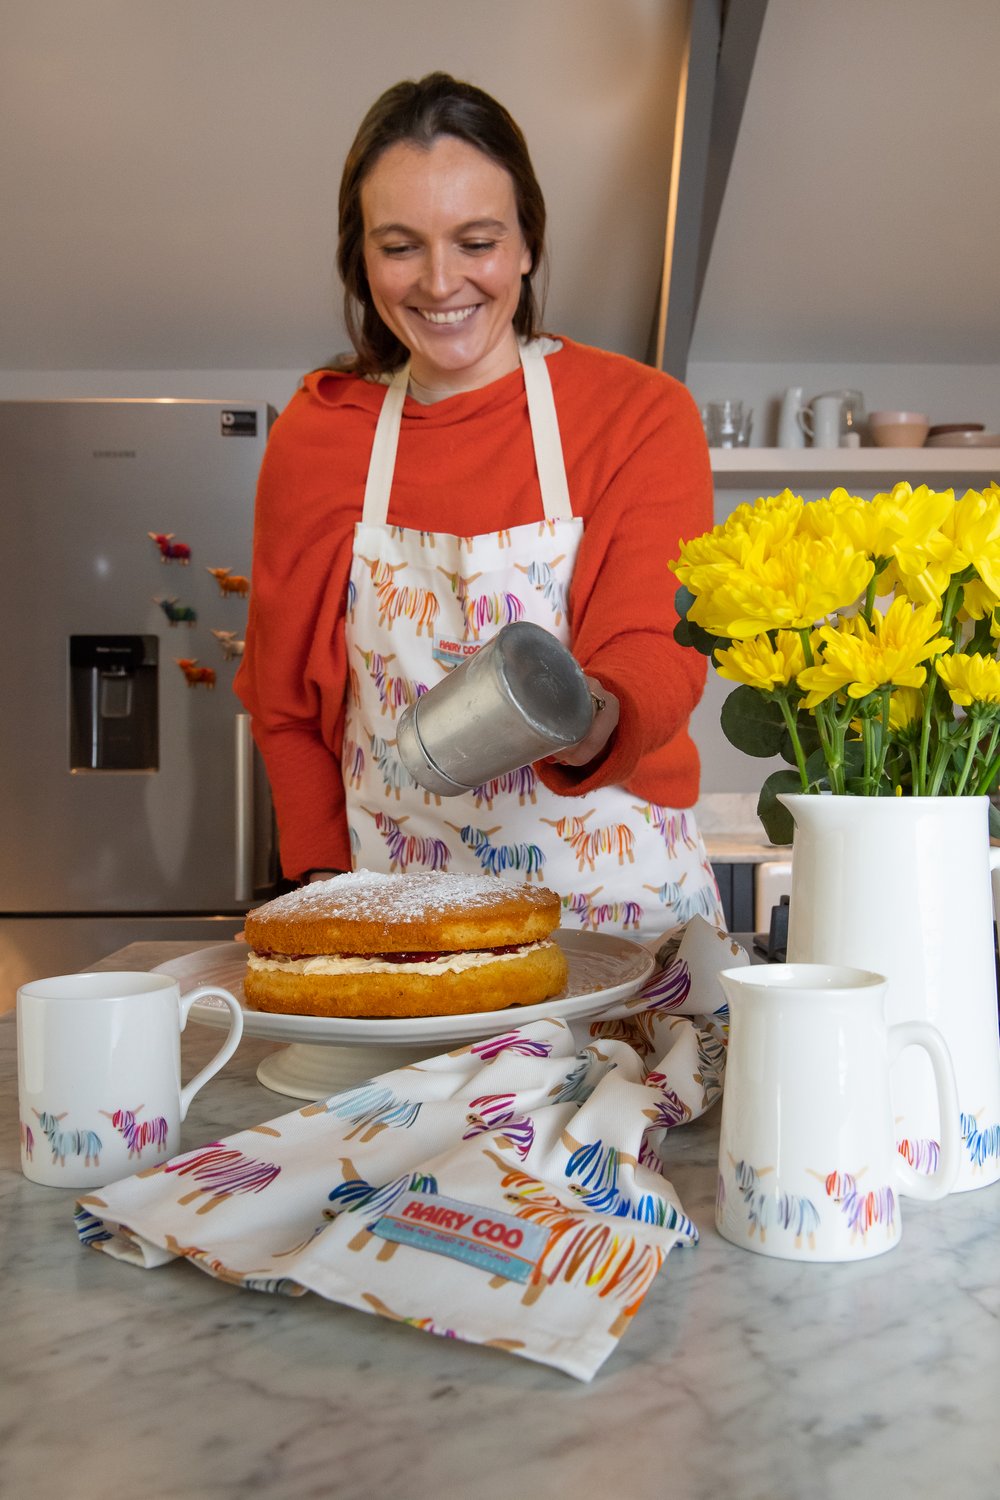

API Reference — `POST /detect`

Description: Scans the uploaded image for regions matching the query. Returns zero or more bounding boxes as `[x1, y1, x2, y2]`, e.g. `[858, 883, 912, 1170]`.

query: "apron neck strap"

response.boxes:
[361, 342, 573, 526]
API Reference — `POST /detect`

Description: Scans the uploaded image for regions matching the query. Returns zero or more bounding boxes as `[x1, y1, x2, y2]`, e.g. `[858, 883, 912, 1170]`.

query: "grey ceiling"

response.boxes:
[690, 0, 1000, 366]
[2, 0, 997, 374]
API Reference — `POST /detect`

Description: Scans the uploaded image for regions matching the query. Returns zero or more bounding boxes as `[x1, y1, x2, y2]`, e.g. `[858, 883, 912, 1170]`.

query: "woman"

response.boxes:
[236, 72, 722, 939]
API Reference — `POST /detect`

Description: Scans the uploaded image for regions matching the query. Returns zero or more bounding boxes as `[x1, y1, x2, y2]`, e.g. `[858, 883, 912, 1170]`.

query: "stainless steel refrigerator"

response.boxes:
[0, 398, 280, 1005]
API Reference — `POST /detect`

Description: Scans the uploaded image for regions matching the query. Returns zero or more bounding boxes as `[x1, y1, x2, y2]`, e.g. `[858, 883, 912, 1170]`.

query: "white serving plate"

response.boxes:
[156, 931, 654, 1098]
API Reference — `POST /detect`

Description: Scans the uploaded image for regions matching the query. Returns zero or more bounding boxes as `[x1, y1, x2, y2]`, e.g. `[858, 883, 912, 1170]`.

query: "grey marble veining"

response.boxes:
[3, 945, 999, 1500]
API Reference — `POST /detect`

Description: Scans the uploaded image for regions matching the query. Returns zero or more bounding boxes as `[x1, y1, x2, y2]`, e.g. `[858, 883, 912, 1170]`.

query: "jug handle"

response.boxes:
[796, 407, 813, 437]
[887, 1021, 961, 1200]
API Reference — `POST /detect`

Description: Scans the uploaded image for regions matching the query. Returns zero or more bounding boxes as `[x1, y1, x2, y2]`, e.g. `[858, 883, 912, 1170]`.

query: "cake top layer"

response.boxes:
[244, 869, 561, 953]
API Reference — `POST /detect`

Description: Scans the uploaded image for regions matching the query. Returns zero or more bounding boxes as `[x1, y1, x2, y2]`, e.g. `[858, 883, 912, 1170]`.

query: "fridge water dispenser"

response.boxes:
[69, 635, 158, 771]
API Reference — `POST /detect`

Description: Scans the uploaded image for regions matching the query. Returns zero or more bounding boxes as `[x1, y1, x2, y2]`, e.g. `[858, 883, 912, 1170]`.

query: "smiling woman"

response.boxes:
[234, 72, 723, 943]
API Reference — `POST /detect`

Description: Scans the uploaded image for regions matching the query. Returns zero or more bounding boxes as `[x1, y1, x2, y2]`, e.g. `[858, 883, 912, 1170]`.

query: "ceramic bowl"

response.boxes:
[869, 411, 930, 447]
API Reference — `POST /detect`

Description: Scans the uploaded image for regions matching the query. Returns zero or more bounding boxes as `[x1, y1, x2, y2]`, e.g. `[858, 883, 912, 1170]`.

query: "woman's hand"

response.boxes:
[546, 675, 620, 767]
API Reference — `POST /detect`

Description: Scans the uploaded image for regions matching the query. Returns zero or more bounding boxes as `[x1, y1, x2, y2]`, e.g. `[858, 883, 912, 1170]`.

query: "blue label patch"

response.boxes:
[371, 1189, 547, 1283]
[431, 636, 482, 668]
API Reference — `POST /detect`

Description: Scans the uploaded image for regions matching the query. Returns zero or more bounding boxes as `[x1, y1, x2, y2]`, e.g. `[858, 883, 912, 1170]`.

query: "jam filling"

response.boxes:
[253, 942, 528, 964]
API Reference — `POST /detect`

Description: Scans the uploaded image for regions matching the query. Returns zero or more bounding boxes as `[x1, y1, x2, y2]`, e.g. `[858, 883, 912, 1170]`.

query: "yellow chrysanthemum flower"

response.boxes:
[934, 488, 1000, 600]
[796, 599, 952, 709]
[685, 534, 874, 639]
[672, 490, 804, 588]
[934, 651, 1000, 708]
[713, 630, 807, 691]
[887, 686, 925, 732]
[870, 482, 955, 602]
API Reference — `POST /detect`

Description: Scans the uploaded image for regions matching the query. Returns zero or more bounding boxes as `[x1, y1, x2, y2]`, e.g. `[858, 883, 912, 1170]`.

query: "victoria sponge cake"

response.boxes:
[242, 870, 568, 1019]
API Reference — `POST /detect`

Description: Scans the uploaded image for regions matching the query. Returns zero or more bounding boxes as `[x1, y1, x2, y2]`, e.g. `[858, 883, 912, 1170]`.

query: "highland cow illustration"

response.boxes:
[817, 1169, 897, 1240]
[633, 954, 692, 1013]
[447, 822, 545, 880]
[153, 1142, 281, 1213]
[365, 807, 450, 872]
[485, 1152, 678, 1332]
[33, 1110, 102, 1168]
[541, 810, 635, 874]
[358, 556, 439, 636]
[561, 886, 643, 932]
[342, 735, 366, 789]
[19, 1120, 34, 1161]
[463, 1093, 535, 1160]
[730, 1157, 821, 1249]
[644, 874, 720, 923]
[514, 556, 568, 624]
[101, 1105, 170, 1158]
[301, 1081, 422, 1142]
[633, 804, 698, 856]
[641, 1071, 693, 1129]
[355, 646, 427, 718]
[463, 1031, 554, 1062]
[471, 764, 539, 810]
[435, 566, 525, 639]
[897, 1136, 941, 1174]
[960, 1111, 1000, 1170]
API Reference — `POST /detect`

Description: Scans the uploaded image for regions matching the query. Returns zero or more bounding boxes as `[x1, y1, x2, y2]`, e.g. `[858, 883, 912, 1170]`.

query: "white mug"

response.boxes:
[715, 964, 960, 1262]
[798, 392, 843, 448]
[17, 971, 244, 1188]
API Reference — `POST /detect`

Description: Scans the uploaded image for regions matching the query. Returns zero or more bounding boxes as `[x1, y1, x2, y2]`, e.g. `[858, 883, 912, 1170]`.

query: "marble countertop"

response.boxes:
[3, 944, 999, 1500]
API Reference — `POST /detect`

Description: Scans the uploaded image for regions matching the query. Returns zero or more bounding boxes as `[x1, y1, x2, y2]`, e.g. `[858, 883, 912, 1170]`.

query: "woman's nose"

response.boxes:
[419, 245, 461, 299]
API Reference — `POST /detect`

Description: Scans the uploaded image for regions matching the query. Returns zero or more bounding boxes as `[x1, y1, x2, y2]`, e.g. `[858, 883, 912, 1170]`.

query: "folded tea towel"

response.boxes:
[76, 917, 746, 1381]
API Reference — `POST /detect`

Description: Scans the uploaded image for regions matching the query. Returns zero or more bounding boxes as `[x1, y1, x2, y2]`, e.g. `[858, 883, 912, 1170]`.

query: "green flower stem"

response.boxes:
[874, 687, 893, 787]
[954, 712, 986, 796]
[974, 720, 1000, 796]
[776, 694, 810, 791]
[813, 701, 843, 793]
[861, 715, 874, 786]
[917, 677, 937, 796]
[798, 628, 815, 668]
[863, 575, 877, 626]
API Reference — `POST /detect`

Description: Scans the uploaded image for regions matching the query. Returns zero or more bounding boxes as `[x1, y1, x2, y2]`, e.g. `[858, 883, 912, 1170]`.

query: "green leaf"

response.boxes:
[989, 801, 1000, 839]
[756, 770, 802, 845]
[720, 685, 787, 757]
[674, 584, 696, 621]
[673, 616, 721, 656]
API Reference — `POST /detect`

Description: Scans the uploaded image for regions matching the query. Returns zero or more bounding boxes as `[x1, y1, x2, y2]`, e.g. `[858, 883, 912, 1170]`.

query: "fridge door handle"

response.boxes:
[234, 713, 254, 904]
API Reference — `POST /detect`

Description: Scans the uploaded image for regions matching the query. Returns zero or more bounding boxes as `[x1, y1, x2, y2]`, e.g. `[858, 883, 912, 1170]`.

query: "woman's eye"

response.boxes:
[462, 240, 497, 254]
[380, 243, 415, 258]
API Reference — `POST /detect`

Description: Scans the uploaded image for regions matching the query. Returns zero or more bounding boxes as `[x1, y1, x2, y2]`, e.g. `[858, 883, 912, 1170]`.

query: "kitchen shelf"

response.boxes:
[711, 446, 1000, 490]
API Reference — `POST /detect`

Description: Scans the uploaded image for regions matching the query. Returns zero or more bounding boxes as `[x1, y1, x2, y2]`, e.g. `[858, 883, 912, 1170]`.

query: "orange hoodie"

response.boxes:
[235, 337, 712, 879]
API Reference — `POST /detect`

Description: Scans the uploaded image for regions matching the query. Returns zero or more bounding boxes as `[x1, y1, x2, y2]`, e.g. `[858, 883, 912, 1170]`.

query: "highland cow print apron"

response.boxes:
[342, 339, 723, 940]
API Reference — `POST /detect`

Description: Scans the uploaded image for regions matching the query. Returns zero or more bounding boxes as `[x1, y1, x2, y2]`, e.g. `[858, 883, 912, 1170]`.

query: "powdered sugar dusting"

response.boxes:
[249, 869, 554, 926]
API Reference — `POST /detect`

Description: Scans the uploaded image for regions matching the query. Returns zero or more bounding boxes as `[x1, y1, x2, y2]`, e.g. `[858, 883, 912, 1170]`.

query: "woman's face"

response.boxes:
[361, 135, 531, 393]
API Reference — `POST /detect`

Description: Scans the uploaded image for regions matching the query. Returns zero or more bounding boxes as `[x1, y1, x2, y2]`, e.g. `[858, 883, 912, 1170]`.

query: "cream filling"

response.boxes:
[248, 941, 547, 977]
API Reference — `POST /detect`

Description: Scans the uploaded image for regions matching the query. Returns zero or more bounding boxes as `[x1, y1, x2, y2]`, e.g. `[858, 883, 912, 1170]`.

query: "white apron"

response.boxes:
[341, 341, 722, 940]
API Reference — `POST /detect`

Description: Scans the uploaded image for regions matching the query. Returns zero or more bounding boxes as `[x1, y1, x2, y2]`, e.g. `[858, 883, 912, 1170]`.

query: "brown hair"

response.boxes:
[337, 72, 548, 376]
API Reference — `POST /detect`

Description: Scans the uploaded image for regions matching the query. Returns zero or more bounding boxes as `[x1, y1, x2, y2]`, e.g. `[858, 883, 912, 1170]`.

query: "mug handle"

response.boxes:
[887, 1020, 961, 1199]
[796, 407, 813, 437]
[177, 986, 245, 1119]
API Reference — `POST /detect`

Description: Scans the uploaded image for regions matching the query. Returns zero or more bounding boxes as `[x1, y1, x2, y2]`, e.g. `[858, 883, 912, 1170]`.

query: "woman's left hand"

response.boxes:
[547, 675, 620, 767]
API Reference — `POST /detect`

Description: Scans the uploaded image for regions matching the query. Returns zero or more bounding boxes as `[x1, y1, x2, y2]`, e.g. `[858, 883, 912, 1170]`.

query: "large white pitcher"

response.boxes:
[779, 794, 1000, 1192]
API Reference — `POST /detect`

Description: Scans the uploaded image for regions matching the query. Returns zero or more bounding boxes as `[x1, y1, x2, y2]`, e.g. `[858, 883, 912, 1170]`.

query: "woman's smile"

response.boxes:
[362, 135, 531, 393]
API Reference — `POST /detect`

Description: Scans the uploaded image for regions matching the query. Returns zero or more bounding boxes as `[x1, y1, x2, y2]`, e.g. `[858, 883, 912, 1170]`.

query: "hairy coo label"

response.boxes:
[370, 1189, 547, 1283]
